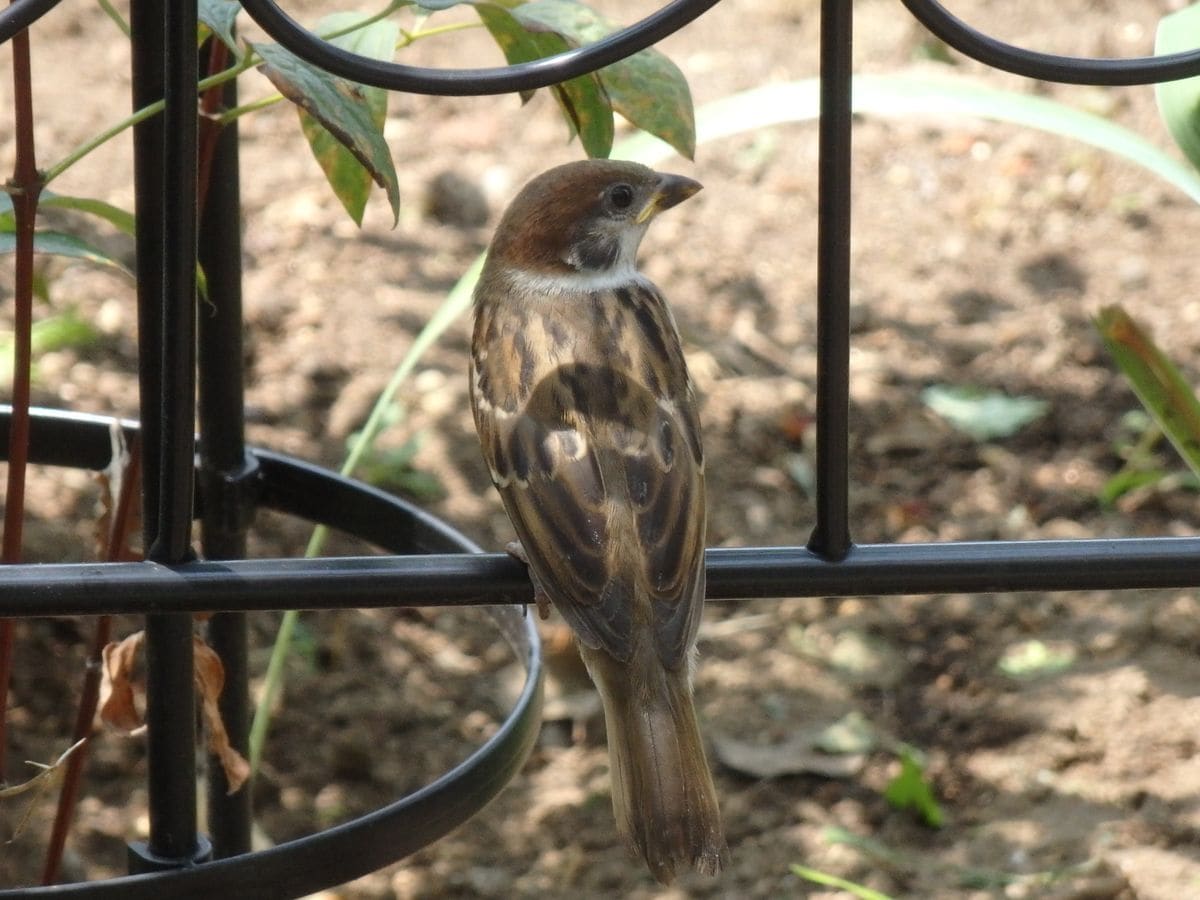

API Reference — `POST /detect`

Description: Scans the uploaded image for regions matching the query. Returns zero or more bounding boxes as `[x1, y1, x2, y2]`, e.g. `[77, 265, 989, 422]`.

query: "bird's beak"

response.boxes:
[635, 173, 703, 224]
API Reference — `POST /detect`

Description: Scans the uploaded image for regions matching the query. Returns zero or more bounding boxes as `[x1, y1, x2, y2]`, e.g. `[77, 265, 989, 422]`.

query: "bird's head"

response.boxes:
[484, 160, 702, 286]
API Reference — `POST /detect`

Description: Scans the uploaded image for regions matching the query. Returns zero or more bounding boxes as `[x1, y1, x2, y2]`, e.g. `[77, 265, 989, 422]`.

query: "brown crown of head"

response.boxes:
[485, 159, 702, 276]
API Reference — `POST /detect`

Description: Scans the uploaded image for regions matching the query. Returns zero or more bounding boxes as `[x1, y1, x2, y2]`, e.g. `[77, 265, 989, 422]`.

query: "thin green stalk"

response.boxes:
[322, 0, 408, 42]
[97, 0, 131, 37]
[790, 865, 896, 900]
[43, 60, 252, 185]
[248, 256, 486, 773]
[217, 92, 284, 126]
[48, 3, 476, 180]
[399, 20, 481, 49]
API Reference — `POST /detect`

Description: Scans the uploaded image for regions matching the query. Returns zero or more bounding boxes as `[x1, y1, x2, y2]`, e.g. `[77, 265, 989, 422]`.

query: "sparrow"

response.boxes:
[470, 159, 726, 883]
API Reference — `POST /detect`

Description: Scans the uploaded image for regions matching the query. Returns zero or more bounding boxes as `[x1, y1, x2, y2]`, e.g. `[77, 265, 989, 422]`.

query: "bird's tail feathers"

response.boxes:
[587, 645, 728, 884]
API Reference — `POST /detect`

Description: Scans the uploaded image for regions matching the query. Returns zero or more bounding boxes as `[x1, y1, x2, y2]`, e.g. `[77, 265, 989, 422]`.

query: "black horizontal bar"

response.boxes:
[4, 538, 1200, 618]
[238, 0, 720, 96]
[901, 0, 1200, 85]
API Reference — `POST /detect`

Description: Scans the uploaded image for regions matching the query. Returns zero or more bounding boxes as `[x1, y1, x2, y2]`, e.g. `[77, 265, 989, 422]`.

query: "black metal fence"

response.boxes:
[2, 0, 1200, 896]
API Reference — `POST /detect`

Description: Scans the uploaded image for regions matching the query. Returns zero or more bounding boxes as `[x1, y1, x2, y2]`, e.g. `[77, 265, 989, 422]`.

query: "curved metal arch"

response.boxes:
[901, 0, 1200, 85]
[5, 645, 542, 899]
[0, 409, 543, 899]
[0, 0, 61, 45]
[238, 0, 720, 95]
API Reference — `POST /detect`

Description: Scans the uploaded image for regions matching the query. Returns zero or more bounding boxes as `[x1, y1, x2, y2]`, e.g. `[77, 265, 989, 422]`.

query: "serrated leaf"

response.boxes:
[0, 230, 131, 275]
[921, 384, 1048, 441]
[1155, 3, 1200, 174]
[199, 0, 241, 56]
[255, 39, 400, 226]
[1095, 304, 1200, 481]
[512, 0, 694, 158]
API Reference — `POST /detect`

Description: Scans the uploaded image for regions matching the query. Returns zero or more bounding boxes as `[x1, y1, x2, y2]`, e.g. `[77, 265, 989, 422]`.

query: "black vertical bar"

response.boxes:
[128, 0, 205, 871]
[807, 0, 853, 561]
[197, 53, 254, 857]
[129, 1, 163, 541]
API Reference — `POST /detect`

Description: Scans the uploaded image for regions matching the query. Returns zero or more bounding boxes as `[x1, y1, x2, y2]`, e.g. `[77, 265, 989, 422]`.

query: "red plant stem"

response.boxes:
[1, 16, 43, 779]
[41, 443, 143, 885]
[197, 38, 230, 217]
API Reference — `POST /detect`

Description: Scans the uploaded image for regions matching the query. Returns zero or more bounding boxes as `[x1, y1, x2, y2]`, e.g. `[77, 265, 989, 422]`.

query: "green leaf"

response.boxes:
[474, 3, 544, 103]
[997, 639, 1077, 679]
[255, 38, 401, 226]
[0, 310, 101, 386]
[506, 25, 612, 157]
[790, 865, 896, 900]
[1155, 3, 1200, 173]
[298, 14, 401, 226]
[199, 0, 242, 56]
[884, 746, 943, 828]
[0, 230, 132, 275]
[1095, 304, 1200, 481]
[921, 384, 1048, 441]
[1099, 466, 1169, 506]
[619, 75, 1200, 205]
[0, 190, 135, 236]
[512, 0, 693, 158]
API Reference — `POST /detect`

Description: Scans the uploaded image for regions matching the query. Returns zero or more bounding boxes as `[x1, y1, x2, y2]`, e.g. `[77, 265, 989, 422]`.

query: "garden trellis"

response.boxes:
[3, 0, 1200, 896]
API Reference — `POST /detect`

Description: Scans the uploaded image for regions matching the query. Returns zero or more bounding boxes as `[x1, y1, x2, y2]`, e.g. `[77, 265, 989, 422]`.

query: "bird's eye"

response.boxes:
[607, 183, 635, 211]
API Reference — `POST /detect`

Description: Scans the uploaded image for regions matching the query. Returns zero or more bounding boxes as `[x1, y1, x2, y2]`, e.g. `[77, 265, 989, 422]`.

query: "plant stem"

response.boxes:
[41, 440, 142, 884]
[216, 93, 284, 127]
[45, 1, 478, 184]
[399, 20, 481, 49]
[43, 61, 254, 186]
[1, 4, 43, 781]
[97, 0, 131, 37]
[323, 0, 409, 42]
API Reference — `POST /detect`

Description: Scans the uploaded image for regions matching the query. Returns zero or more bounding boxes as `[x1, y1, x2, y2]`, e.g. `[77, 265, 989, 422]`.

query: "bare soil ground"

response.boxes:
[5, 1, 1200, 898]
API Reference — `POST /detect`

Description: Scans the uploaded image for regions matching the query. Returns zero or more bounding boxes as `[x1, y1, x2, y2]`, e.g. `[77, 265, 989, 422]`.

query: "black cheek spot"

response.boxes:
[574, 234, 620, 270]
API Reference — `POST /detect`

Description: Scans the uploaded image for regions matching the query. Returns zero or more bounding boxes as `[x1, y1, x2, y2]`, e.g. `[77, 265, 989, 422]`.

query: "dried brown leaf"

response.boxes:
[98, 630, 146, 733]
[193, 636, 250, 794]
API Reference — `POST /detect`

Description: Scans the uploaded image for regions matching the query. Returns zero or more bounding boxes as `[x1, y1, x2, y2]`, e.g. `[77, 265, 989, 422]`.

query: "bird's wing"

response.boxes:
[472, 284, 705, 670]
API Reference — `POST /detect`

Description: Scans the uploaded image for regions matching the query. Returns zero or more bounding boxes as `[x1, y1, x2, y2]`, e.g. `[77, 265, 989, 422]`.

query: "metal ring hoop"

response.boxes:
[901, 0, 1200, 85]
[0, 0, 62, 45]
[237, 0, 720, 95]
[0, 409, 543, 900]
